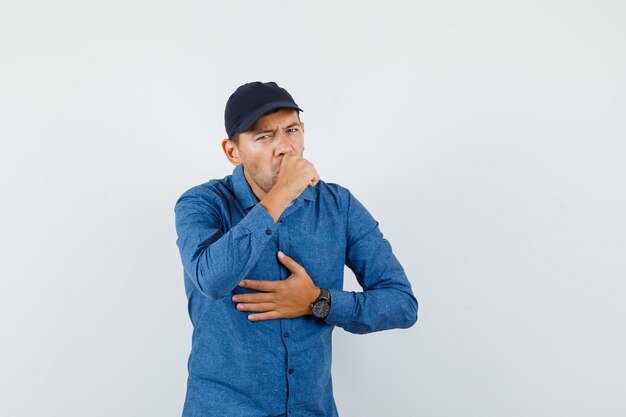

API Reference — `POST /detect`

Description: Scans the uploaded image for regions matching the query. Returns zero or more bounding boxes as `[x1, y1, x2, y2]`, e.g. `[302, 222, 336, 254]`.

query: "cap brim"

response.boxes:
[235, 101, 303, 135]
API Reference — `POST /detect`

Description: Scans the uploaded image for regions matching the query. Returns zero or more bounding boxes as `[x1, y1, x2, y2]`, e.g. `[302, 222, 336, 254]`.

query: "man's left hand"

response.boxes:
[232, 251, 320, 321]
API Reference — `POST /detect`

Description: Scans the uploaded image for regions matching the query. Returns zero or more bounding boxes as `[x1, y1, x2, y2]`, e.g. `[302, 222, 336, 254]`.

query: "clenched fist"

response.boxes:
[273, 153, 320, 202]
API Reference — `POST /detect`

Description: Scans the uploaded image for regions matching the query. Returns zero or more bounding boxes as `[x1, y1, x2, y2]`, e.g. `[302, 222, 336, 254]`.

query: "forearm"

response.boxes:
[259, 187, 291, 223]
[325, 284, 418, 334]
[333, 187, 419, 333]
[176, 201, 277, 300]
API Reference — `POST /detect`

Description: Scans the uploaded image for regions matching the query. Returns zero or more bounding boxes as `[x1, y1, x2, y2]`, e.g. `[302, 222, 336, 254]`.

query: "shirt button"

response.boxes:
[288, 368, 294, 374]
[283, 332, 289, 338]
[265, 229, 272, 235]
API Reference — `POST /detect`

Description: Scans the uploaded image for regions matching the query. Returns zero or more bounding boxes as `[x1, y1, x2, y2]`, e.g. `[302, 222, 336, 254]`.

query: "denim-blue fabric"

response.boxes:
[174, 165, 418, 417]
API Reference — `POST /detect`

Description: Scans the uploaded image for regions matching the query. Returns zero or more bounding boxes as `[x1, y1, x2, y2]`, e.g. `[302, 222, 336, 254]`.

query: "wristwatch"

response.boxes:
[311, 288, 331, 320]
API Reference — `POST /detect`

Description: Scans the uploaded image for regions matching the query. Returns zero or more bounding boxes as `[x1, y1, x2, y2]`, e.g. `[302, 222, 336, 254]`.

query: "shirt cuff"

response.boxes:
[324, 289, 355, 327]
[235, 203, 278, 242]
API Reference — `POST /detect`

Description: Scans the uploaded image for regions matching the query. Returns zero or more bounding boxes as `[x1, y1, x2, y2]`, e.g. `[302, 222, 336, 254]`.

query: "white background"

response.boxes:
[1, 1, 625, 416]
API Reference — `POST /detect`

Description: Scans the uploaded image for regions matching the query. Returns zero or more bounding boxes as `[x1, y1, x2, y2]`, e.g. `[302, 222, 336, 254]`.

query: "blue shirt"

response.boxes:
[174, 165, 418, 417]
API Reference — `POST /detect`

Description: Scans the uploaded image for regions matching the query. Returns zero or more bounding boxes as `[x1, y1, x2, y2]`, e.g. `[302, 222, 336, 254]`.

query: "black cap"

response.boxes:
[224, 81, 303, 138]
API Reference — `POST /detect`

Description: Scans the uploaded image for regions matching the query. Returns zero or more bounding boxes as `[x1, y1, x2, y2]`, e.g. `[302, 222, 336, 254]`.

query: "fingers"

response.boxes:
[247, 311, 282, 321]
[296, 156, 319, 186]
[232, 292, 274, 303]
[309, 164, 320, 186]
[239, 279, 277, 292]
[277, 251, 305, 273]
[309, 171, 320, 186]
[235, 302, 275, 312]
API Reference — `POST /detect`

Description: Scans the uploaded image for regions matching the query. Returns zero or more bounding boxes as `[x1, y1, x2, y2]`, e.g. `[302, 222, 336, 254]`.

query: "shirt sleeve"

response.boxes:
[174, 188, 277, 300]
[323, 188, 419, 333]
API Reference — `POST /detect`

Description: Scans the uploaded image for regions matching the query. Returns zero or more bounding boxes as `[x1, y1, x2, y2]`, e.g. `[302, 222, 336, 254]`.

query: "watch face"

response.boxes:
[313, 301, 330, 318]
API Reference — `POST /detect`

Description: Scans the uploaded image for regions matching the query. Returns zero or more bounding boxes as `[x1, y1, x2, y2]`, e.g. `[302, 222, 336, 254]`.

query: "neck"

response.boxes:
[243, 167, 267, 201]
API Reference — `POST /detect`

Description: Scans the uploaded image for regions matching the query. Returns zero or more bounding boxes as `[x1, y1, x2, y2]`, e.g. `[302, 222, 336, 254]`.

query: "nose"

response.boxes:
[274, 130, 296, 156]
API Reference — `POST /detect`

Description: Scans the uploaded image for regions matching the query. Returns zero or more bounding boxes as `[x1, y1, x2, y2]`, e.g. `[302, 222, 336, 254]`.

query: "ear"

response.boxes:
[300, 121, 305, 133]
[221, 138, 242, 166]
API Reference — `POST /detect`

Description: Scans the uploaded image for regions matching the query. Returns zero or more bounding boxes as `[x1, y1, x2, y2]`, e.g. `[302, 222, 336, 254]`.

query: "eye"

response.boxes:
[256, 135, 271, 141]
[287, 128, 299, 133]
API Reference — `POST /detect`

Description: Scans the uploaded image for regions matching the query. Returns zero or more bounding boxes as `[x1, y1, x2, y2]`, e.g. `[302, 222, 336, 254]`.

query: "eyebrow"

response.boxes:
[251, 122, 301, 135]
[252, 129, 274, 134]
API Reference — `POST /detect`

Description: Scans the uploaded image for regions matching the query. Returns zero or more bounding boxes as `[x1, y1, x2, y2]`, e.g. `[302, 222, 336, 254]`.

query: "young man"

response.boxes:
[174, 81, 418, 417]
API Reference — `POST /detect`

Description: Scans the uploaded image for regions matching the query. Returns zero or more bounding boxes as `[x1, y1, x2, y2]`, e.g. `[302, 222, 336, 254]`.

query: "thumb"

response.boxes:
[277, 251, 304, 273]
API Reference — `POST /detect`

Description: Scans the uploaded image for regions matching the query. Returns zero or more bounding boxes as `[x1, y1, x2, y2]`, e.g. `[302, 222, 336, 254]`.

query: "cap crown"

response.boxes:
[224, 81, 302, 138]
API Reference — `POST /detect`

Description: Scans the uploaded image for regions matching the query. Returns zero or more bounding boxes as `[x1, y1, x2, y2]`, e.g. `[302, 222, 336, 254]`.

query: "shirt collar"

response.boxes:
[232, 165, 316, 210]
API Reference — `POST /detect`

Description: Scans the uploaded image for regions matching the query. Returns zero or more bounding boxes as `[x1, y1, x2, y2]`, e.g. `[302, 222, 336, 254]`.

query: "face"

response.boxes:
[222, 108, 305, 199]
